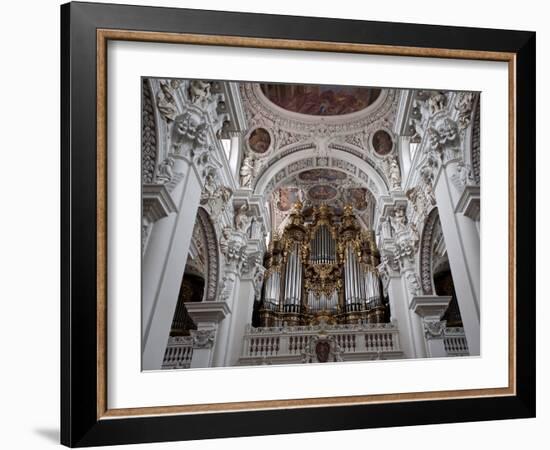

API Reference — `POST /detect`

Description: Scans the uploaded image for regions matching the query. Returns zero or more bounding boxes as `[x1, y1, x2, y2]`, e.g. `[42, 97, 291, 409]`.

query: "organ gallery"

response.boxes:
[261, 203, 386, 327]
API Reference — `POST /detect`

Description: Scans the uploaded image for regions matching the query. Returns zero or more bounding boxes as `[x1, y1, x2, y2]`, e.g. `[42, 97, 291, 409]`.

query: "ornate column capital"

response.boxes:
[423, 320, 447, 340]
[190, 329, 216, 349]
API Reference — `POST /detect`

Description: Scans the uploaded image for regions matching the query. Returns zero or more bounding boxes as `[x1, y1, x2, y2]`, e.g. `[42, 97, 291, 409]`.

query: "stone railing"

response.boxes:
[162, 335, 194, 369]
[443, 327, 469, 356]
[239, 322, 402, 364]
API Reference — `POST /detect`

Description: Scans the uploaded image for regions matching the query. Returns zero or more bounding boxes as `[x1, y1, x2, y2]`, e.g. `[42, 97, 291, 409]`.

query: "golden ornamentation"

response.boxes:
[260, 202, 385, 326]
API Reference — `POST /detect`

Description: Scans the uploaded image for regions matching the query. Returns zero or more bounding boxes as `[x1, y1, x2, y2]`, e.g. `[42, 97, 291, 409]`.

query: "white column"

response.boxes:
[228, 133, 241, 179]
[386, 273, 418, 359]
[224, 276, 256, 366]
[189, 329, 217, 368]
[399, 136, 412, 179]
[434, 163, 480, 356]
[213, 272, 240, 366]
[410, 295, 452, 358]
[185, 301, 231, 368]
[142, 157, 203, 370]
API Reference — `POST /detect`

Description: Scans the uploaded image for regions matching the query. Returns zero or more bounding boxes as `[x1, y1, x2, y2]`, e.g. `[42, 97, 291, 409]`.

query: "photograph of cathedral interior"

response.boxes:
[141, 78, 480, 370]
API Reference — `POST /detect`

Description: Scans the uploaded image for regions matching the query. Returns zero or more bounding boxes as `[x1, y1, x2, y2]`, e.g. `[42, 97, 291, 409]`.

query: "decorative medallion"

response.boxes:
[308, 185, 338, 201]
[372, 129, 394, 155]
[248, 127, 271, 153]
[315, 339, 331, 363]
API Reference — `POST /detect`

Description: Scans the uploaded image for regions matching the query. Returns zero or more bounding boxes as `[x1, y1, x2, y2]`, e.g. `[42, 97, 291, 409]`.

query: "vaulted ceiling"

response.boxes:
[238, 81, 400, 234]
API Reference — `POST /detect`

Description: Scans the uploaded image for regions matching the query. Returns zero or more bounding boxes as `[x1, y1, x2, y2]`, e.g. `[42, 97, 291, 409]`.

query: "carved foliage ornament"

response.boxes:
[196, 208, 220, 302]
[142, 79, 158, 184]
[419, 208, 440, 295]
[423, 320, 446, 339]
[190, 329, 216, 349]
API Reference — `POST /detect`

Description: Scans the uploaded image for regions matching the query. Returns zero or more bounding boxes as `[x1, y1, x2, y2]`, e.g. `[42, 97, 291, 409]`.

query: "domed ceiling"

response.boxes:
[260, 83, 381, 116]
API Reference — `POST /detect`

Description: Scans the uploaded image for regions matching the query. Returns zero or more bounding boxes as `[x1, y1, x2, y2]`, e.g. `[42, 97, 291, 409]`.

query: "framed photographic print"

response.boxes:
[61, 1, 536, 447]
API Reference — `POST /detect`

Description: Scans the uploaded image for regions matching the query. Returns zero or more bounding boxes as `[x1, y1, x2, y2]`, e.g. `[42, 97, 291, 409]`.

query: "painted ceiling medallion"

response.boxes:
[308, 185, 338, 201]
[298, 169, 347, 182]
[260, 83, 381, 116]
[372, 129, 394, 155]
[248, 127, 271, 153]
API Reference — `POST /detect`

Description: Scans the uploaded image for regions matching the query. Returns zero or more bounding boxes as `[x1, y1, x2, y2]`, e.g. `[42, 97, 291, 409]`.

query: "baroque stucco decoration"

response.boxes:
[196, 207, 220, 302]
[239, 83, 398, 191]
[419, 208, 441, 295]
[142, 78, 158, 184]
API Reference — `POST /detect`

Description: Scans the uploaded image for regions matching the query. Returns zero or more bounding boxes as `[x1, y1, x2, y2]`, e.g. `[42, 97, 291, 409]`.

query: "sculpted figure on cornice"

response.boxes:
[200, 170, 233, 217]
[390, 206, 408, 235]
[156, 79, 183, 123]
[385, 156, 402, 191]
[188, 80, 212, 107]
[239, 155, 256, 188]
[455, 91, 476, 133]
[235, 203, 253, 234]
[156, 156, 175, 184]
[377, 215, 393, 240]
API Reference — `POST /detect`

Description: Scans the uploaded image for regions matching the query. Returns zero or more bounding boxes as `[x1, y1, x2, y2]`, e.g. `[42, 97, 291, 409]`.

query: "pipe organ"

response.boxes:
[260, 203, 386, 327]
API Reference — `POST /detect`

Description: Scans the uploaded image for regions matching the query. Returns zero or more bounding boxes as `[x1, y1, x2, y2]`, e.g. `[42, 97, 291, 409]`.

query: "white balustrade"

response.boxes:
[443, 327, 469, 356]
[240, 323, 402, 363]
[162, 335, 194, 369]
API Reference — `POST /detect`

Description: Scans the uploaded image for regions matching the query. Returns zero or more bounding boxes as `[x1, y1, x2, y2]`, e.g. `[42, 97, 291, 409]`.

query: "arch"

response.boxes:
[469, 97, 481, 184]
[195, 207, 220, 302]
[141, 78, 158, 184]
[419, 207, 440, 295]
[253, 145, 390, 199]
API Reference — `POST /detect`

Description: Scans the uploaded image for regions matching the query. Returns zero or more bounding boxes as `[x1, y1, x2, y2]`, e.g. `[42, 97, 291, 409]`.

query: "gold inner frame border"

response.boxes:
[96, 28, 517, 420]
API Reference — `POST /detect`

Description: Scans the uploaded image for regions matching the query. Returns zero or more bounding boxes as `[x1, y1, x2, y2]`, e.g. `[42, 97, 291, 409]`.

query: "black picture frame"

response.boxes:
[61, 1, 536, 447]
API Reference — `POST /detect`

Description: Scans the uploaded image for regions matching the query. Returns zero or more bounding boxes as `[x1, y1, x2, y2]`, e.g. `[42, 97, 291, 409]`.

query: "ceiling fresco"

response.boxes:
[260, 83, 382, 116]
[297, 169, 347, 182]
[308, 185, 338, 201]
[269, 169, 376, 234]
